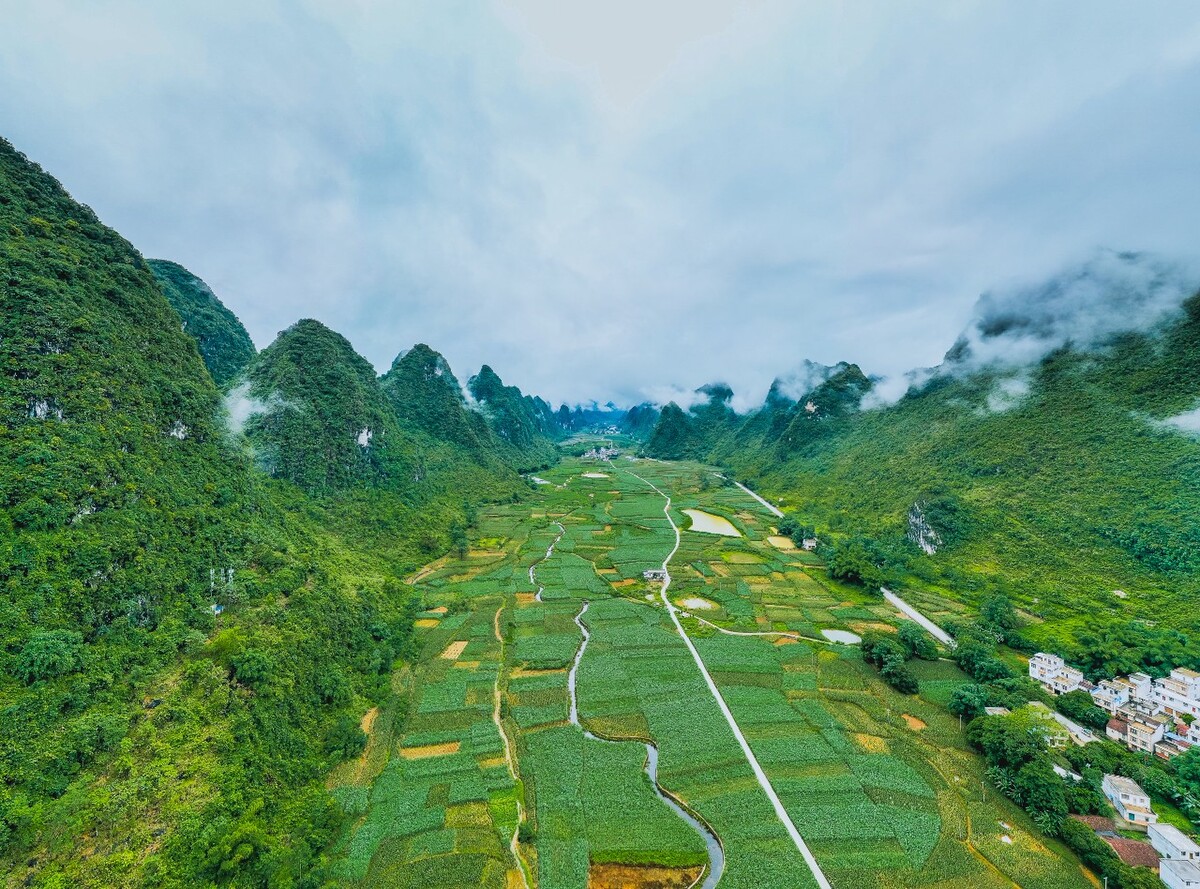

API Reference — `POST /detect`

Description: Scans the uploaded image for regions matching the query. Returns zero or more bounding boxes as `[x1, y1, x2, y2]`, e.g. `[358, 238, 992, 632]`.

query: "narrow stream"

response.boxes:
[568, 601, 726, 889]
[529, 521, 565, 602]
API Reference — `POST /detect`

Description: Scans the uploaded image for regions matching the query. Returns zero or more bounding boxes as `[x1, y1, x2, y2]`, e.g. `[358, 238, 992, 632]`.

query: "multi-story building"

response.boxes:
[1189, 721, 1200, 745]
[1102, 774, 1158, 830]
[1153, 668, 1200, 720]
[1029, 652, 1084, 695]
[1092, 677, 1134, 714]
[1107, 706, 1169, 754]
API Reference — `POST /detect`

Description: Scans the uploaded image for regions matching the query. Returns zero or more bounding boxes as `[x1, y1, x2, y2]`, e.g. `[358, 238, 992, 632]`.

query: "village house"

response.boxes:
[1107, 709, 1168, 754]
[1162, 859, 1200, 889]
[1102, 774, 1158, 830]
[1029, 652, 1084, 695]
[1093, 677, 1134, 714]
[1152, 668, 1200, 720]
[1149, 823, 1200, 863]
[800, 537, 819, 551]
[642, 569, 668, 582]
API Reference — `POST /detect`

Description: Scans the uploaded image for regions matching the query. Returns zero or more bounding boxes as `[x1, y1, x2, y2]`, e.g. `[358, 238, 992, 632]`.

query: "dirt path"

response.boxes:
[493, 603, 533, 889]
[686, 614, 841, 647]
[620, 465, 833, 889]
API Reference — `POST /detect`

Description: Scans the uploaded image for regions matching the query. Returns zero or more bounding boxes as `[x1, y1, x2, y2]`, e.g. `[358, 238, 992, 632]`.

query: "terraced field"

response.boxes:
[326, 456, 1092, 888]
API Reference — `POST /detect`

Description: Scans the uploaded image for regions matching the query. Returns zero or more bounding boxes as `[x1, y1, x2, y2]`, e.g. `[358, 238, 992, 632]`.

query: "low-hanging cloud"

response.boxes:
[946, 250, 1196, 374]
[862, 250, 1198, 410]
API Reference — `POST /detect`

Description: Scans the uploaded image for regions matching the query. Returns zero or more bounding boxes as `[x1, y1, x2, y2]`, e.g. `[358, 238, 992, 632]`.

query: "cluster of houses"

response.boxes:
[1029, 653, 1200, 759]
[1094, 775, 1200, 887]
[582, 446, 619, 461]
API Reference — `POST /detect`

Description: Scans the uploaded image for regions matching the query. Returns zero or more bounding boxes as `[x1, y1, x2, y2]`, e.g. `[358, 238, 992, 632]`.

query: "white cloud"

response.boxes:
[2, 2, 1200, 408]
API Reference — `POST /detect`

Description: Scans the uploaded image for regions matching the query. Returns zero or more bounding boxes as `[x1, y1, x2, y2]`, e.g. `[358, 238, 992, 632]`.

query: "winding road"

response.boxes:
[621, 466, 833, 889]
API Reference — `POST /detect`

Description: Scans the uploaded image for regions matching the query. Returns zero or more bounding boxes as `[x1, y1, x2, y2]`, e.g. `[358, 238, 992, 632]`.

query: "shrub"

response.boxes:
[15, 630, 84, 683]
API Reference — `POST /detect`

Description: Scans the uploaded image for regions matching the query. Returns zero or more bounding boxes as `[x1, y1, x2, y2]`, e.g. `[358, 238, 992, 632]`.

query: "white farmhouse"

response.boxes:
[1149, 823, 1200, 862]
[1029, 652, 1084, 695]
[1102, 774, 1158, 830]
[1162, 860, 1200, 889]
[1092, 678, 1133, 714]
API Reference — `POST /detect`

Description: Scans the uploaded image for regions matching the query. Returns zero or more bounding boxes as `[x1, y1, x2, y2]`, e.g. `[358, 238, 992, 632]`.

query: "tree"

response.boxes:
[980, 593, 1020, 640]
[1055, 689, 1109, 731]
[15, 630, 84, 683]
[968, 710, 1050, 771]
[1175, 747, 1200, 796]
[827, 537, 888, 588]
[880, 658, 920, 694]
[449, 521, 469, 559]
[899, 621, 939, 660]
[1013, 759, 1068, 825]
[948, 684, 990, 720]
[230, 649, 274, 689]
[325, 714, 368, 760]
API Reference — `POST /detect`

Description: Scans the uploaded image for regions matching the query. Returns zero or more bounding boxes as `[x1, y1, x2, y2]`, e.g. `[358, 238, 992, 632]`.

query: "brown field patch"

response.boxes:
[902, 714, 927, 731]
[429, 605, 449, 614]
[853, 733, 888, 753]
[612, 578, 638, 588]
[850, 621, 897, 634]
[516, 592, 537, 605]
[767, 535, 797, 551]
[360, 706, 379, 735]
[453, 660, 481, 670]
[400, 741, 460, 759]
[414, 619, 440, 629]
[773, 636, 800, 646]
[709, 563, 731, 577]
[440, 640, 469, 660]
[511, 666, 567, 678]
[588, 863, 704, 889]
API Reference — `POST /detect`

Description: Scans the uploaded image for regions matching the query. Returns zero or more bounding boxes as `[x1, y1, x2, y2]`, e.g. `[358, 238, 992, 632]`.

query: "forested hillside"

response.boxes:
[467, 364, 560, 469]
[0, 137, 558, 887]
[149, 259, 256, 388]
[649, 254, 1200, 649]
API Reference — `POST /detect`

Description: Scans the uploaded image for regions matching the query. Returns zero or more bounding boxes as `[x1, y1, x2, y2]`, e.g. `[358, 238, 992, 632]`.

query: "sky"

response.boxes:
[3, 1, 1200, 410]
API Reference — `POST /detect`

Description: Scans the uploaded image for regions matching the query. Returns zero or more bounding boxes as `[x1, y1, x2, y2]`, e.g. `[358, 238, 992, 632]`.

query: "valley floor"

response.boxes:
[325, 457, 1092, 889]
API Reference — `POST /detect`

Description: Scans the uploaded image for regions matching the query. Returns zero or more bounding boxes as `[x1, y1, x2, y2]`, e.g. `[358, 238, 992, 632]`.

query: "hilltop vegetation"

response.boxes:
[149, 259, 256, 388]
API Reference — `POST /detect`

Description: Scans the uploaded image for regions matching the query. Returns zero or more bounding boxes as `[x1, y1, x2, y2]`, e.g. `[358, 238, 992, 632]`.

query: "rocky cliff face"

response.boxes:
[907, 502, 942, 555]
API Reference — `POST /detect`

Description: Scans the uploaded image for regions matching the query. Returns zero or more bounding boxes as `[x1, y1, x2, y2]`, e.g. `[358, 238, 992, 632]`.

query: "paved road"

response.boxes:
[624, 467, 833, 889]
[734, 481, 784, 518]
[882, 588, 955, 648]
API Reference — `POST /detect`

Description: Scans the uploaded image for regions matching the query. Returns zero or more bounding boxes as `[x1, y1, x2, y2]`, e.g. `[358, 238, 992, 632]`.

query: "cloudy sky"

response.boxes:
[4, 2, 1200, 409]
